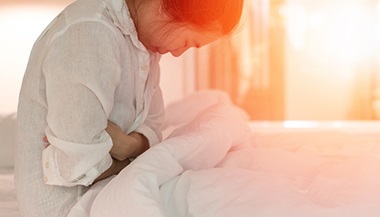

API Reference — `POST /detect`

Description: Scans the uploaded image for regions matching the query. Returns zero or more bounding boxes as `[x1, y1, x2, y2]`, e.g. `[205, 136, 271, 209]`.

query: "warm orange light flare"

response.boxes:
[281, 2, 376, 62]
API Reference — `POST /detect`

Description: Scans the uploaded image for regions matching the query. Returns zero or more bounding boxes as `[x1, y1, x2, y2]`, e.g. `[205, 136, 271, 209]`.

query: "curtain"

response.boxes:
[372, 0, 380, 119]
[194, 0, 380, 120]
[347, 0, 380, 119]
[194, 0, 286, 120]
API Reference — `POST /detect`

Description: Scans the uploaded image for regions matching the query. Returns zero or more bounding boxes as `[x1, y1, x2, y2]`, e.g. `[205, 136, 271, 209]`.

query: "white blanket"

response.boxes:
[68, 92, 380, 217]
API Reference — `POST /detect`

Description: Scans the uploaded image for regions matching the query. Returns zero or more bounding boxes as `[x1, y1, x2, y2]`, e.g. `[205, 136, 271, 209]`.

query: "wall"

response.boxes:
[0, 4, 63, 115]
[160, 51, 195, 105]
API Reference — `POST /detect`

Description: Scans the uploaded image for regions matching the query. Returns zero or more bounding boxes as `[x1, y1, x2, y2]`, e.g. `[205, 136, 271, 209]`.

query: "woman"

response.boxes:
[15, 0, 244, 216]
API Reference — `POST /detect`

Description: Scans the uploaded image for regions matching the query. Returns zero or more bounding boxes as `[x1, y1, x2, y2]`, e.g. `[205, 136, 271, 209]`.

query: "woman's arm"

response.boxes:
[42, 21, 122, 187]
[106, 121, 149, 161]
[43, 121, 139, 184]
[81, 121, 149, 183]
[93, 157, 130, 183]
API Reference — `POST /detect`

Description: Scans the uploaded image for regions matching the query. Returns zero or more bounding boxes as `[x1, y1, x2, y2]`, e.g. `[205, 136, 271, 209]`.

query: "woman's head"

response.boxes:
[161, 0, 244, 35]
[130, 0, 244, 56]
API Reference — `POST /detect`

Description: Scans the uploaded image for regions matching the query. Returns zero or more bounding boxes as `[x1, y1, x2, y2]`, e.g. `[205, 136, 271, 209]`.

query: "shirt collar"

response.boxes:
[105, 0, 147, 52]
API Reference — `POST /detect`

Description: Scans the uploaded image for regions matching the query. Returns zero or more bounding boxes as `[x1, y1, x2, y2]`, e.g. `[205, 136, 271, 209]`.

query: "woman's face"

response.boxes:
[131, 0, 222, 57]
[132, 0, 222, 57]
[139, 23, 222, 57]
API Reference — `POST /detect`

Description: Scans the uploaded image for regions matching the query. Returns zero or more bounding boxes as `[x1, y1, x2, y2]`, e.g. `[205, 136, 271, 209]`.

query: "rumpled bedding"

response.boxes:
[68, 91, 380, 217]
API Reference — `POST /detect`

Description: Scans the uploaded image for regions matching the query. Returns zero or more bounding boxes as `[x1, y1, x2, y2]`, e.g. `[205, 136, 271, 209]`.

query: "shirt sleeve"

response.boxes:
[134, 87, 165, 147]
[134, 55, 165, 147]
[41, 21, 122, 186]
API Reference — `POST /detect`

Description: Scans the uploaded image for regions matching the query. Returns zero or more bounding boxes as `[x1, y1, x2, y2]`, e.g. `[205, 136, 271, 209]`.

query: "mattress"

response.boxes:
[0, 169, 19, 217]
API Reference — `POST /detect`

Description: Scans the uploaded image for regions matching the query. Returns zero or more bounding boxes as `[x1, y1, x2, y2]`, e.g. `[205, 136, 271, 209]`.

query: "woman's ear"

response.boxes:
[158, 3, 164, 15]
[157, 2, 171, 21]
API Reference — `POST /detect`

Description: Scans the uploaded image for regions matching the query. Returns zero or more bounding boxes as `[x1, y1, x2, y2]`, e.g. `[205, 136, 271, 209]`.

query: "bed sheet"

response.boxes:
[0, 170, 19, 217]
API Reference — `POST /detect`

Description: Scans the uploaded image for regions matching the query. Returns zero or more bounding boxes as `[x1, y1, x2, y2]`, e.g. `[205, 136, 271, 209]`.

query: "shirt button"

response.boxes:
[43, 176, 48, 183]
[44, 162, 49, 168]
[141, 64, 148, 71]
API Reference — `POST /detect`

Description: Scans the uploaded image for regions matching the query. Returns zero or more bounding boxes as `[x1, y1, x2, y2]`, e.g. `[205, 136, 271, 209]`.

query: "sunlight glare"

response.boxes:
[281, 2, 373, 63]
[279, 3, 307, 49]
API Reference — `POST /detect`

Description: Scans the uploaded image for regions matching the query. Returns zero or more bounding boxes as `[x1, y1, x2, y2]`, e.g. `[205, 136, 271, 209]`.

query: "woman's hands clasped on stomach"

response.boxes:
[42, 120, 149, 184]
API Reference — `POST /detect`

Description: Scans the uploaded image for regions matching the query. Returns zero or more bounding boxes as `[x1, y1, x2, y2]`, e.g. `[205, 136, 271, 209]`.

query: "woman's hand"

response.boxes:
[106, 121, 149, 161]
[106, 121, 134, 161]
[42, 122, 144, 184]
[42, 121, 149, 161]
[93, 157, 131, 184]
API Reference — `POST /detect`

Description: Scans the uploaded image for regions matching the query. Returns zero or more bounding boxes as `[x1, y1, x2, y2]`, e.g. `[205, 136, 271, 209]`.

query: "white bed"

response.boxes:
[0, 113, 19, 217]
[0, 169, 19, 217]
[2, 91, 380, 217]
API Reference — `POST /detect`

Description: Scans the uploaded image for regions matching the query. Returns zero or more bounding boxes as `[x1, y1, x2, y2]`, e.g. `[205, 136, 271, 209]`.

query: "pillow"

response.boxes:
[0, 113, 17, 169]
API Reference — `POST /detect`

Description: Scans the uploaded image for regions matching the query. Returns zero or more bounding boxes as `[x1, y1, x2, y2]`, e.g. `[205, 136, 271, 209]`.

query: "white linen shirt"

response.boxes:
[15, 0, 164, 216]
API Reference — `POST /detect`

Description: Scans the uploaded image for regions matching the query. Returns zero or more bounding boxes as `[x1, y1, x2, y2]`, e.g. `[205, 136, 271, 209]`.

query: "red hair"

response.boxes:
[161, 0, 244, 35]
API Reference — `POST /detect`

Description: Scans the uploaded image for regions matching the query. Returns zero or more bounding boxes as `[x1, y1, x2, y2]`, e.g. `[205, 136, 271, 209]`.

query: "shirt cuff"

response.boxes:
[42, 126, 113, 187]
[134, 124, 161, 147]
[42, 147, 112, 187]
[42, 150, 113, 187]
